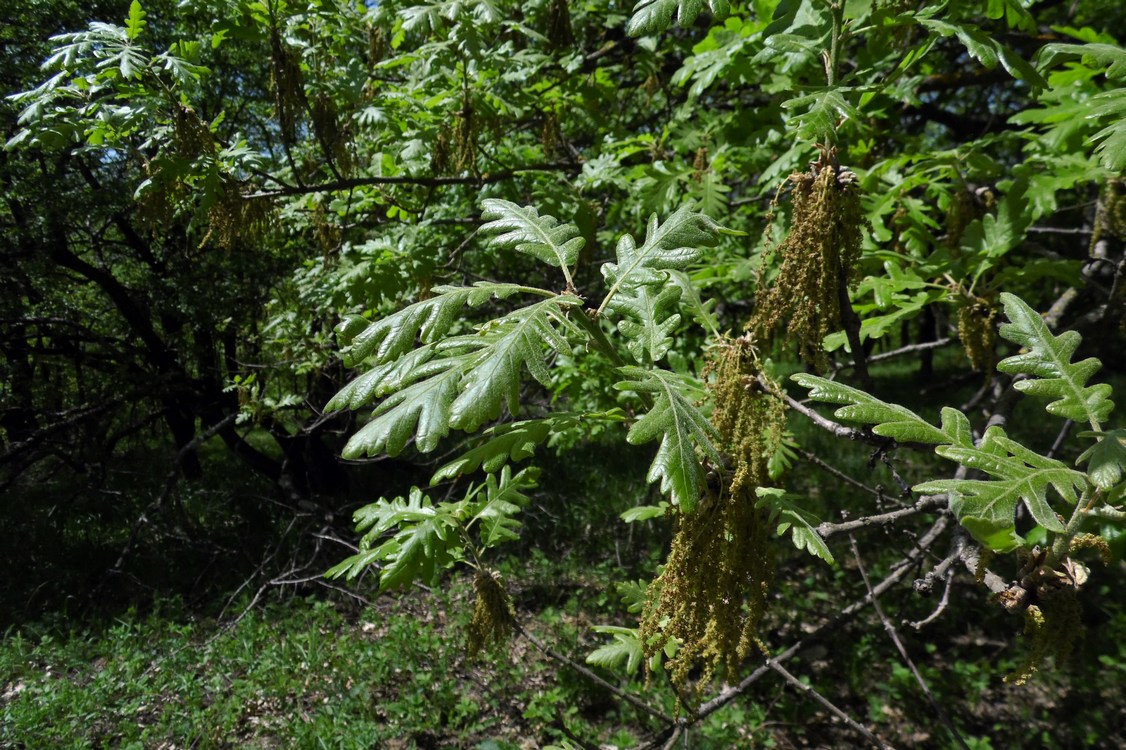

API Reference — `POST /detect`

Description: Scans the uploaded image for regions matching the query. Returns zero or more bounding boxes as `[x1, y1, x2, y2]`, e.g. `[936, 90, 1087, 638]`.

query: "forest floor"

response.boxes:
[4, 551, 1126, 749]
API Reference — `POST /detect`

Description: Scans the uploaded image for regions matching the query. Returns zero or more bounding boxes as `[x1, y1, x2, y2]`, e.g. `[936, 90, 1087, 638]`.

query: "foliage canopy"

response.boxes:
[4, 0, 1126, 745]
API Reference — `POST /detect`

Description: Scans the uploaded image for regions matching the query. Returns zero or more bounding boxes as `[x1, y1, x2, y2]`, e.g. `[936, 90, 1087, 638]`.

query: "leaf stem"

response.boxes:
[827, 0, 844, 89]
[571, 307, 627, 369]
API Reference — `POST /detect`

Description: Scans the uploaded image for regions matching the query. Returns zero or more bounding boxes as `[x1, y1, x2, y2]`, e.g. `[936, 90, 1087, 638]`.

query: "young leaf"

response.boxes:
[430, 416, 578, 484]
[616, 580, 649, 613]
[444, 297, 583, 432]
[479, 200, 584, 286]
[325, 488, 461, 590]
[327, 346, 441, 412]
[1038, 42, 1126, 79]
[125, 1, 146, 41]
[917, 418, 1087, 551]
[626, 0, 730, 38]
[616, 367, 721, 512]
[468, 466, 537, 548]
[1087, 89, 1126, 172]
[605, 281, 683, 363]
[599, 205, 725, 313]
[755, 487, 835, 565]
[791, 374, 949, 445]
[996, 292, 1114, 429]
[587, 626, 645, 674]
[620, 503, 668, 523]
[335, 282, 545, 367]
[795, 373, 1090, 551]
[336, 296, 581, 457]
[342, 359, 465, 457]
[1077, 429, 1126, 490]
[920, 18, 1045, 90]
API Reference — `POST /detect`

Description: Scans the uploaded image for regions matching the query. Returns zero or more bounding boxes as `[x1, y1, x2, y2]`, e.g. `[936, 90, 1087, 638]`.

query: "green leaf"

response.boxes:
[626, 0, 730, 37]
[1077, 429, 1126, 490]
[755, 488, 835, 565]
[915, 416, 1086, 550]
[600, 205, 726, 310]
[587, 626, 645, 674]
[334, 282, 546, 367]
[616, 367, 721, 512]
[783, 89, 863, 141]
[615, 580, 649, 613]
[444, 297, 583, 432]
[1087, 89, 1126, 171]
[668, 270, 720, 336]
[327, 346, 441, 412]
[430, 417, 576, 484]
[620, 503, 668, 523]
[479, 200, 585, 284]
[791, 374, 949, 445]
[125, 1, 146, 41]
[342, 358, 464, 456]
[468, 466, 537, 548]
[996, 292, 1114, 428]
[1038, 42, 1126, 79]
[325, 488, 461, 590]
[795, 371, 1090, 551]
[338, 296, 581, 456]
[767, 431, 799, 482]
[920, 18, 1046, 90]
[606, 281, 683, 363]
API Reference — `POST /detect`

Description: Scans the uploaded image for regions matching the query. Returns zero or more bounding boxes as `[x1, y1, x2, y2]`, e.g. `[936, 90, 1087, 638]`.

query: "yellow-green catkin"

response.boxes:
[546, 0, 574, 51]
[269, 31, 306, 145]
[311, 95, 352, 175]
[639, 337, 780, 695]
[944, 189, 978, 250]
[1006, 587, 1083, 685]
[1108, 179, 1126, 239]
[205, 183, 274, 250]
[751, 162, 865, 371]
[957, 294, 998, 374]
[467, 569, 514, 656]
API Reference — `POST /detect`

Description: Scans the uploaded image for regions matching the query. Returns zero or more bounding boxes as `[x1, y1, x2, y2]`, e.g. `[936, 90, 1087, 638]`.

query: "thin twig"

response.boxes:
[818, 495, 946, 538]
[513, 620, 673, 724]
[659, 726, 683, 750]
[780, 386, 933, 451]
[1047, 419, 1075, 459]
[693, 516, 951, 721]
[767, 658, 895, 749]
[909, 567, 955, 630]
[780, 390, 866, 440]
[956, 539, 1010, 597]
[800, 448, 881, 497]
[250, 162, 580, 198]
[850, 536, 971, 750]
[837, 338, 953, 373]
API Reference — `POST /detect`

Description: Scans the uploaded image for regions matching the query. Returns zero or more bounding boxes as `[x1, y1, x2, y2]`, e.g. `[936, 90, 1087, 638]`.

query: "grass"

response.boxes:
[4, 358, 1126, 749]
[5, 553, 1125, 749]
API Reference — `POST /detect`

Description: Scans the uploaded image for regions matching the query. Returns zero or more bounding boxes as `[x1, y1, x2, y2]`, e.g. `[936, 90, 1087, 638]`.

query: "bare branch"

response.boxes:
[512, 620, 673, 725]
[250, 162, 580, 199]
[836, 338, 954, 373]
[909, 567, 955, 630]
[693, 515, 952, 721]
[850, 536, 971, 750]
[780, 389, 866, 440]
[818, 494, 946, 538]
[799, 448, 881, 497]
[768, 658, 896, 749]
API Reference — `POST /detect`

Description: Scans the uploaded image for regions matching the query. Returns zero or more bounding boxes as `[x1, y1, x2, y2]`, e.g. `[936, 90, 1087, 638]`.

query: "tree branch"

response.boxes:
[850, 535, 970, 750]
[768, 657, 895, 749]
[818, 494, 946, 538]
[249, 162, 581, 199]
